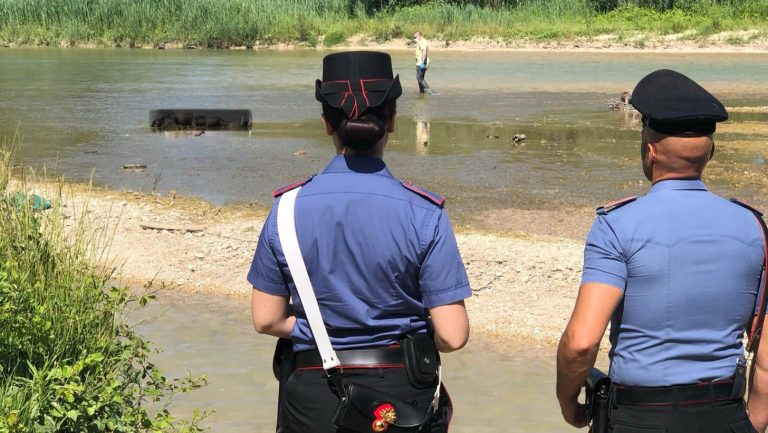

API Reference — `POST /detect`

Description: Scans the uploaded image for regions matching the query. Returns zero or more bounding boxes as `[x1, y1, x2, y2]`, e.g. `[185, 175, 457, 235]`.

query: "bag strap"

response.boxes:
[276, 187, 341, 371]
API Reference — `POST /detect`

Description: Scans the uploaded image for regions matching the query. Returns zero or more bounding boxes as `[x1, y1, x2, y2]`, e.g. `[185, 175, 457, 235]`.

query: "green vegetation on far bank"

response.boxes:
[0, 0, 767, 48]
[0, 141, 206, 432]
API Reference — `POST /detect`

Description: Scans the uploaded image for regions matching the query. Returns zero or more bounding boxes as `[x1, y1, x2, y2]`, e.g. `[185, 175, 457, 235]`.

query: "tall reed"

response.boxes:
[0, 0, 767, 46]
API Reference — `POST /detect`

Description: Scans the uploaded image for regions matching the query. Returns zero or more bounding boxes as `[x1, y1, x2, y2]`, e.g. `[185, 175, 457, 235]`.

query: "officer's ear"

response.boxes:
[646, 142, 658, 163]
[321, 114, 334, 136]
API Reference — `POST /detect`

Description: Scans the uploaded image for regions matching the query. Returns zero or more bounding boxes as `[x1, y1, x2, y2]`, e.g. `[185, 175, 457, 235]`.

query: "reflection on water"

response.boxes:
[132, 290, 573, 433]
[415, 120, 430, 153]
[1, 49, 767, 228]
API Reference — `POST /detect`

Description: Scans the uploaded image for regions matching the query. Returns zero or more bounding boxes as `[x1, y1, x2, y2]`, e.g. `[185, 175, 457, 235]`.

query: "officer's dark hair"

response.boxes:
[322, 101, 396, 151]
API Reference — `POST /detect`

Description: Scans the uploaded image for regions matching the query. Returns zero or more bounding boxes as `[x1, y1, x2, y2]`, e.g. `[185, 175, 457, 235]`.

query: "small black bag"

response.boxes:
[332, 381, 432, 432]
[585, 368, 611, 433]
[400, 333, 439, 389]
[273, 338, 295, 433]
[331, 334, 440, 432]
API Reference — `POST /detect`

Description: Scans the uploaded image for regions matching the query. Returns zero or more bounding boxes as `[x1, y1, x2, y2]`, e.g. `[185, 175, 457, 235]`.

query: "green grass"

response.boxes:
[0, 0, 767, 46]
[0, 137, 206, 432]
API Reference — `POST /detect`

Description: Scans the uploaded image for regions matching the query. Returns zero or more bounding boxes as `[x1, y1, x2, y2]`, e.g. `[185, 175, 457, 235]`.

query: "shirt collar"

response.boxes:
[648, 178, 708, 194]
[321, 154, 394, 178]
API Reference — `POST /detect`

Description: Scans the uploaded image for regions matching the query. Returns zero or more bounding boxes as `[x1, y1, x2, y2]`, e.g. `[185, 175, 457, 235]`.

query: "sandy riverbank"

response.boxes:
[19, 180, 591, 347]
[334, 32, 768, 53]
[4, 30, 768, 53]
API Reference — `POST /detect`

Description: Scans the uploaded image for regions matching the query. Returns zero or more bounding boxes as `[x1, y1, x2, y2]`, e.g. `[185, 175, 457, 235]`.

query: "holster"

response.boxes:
[273, 338, 295, 433]
[400, 333, 440, 389]
[585, 368, 611, 433]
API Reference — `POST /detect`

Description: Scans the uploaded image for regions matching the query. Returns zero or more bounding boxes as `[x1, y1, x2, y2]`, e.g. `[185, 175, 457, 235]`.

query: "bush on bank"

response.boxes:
[0, 144, 206, 432]
[0, 0, 766, 47]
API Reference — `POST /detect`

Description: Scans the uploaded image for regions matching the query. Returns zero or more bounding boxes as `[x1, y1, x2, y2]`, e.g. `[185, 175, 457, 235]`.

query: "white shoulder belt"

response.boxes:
[277, 187, 340, 371]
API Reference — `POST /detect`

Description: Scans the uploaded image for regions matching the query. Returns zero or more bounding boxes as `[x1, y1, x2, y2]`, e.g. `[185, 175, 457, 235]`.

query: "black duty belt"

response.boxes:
[614, 380, 742, 406]
[294, 345, 405, 370]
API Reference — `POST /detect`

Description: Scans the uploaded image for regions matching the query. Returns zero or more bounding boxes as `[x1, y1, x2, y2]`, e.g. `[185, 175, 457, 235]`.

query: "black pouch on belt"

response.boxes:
[586, 368, 611, 433]
[332, 380, 433, 433]
[272, 338, 295, 433]
[400, 333, 439, 388]
[272, 338, 295, 380]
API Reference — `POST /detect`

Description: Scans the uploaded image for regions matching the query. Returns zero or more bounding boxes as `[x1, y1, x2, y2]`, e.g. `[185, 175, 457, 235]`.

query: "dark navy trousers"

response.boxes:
[609, 400, 758, 433]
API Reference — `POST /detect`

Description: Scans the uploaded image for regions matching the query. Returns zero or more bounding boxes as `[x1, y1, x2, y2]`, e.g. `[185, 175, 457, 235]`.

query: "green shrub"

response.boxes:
[0, 141, 206, 433]
[323, 30, 348, 46]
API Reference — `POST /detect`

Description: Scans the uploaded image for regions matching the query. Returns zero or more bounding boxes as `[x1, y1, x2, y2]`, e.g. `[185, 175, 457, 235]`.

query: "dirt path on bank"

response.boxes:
[23, 182, 591, 346]
[4, 30, 768, 52]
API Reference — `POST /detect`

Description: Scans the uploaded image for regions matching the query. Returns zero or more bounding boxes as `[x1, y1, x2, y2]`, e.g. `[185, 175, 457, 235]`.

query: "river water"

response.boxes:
[1, 48, 767, 228]
[4, 48, 766, 431]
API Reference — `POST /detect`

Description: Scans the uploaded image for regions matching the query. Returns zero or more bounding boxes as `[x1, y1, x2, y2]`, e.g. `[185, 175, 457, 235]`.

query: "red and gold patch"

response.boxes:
[371, 403, 397, 432]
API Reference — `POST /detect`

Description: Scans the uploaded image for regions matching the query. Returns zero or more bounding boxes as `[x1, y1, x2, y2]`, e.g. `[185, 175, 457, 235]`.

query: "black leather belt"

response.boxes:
[615, 380, 741, 405]
[294, 345, 405, 369]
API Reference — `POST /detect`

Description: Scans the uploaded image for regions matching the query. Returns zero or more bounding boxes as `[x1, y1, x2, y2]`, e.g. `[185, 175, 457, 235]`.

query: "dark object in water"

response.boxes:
[150, 109, 252, 131]
[123, 164, 147, 170]
[512, 134, 527, 145]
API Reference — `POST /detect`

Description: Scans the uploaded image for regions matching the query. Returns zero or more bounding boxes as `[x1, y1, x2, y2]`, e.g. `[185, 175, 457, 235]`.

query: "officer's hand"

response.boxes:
[560, 400, 590, 428]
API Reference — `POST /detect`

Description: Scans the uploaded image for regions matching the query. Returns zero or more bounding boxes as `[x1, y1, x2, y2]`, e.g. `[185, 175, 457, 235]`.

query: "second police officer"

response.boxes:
[556, 69, 768, 433]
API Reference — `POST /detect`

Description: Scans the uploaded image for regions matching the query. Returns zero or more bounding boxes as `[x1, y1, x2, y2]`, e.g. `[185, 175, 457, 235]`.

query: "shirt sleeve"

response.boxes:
[581, 216, 628, 291]
[247, 206, 290, 296]
[418, 210, 471, 309]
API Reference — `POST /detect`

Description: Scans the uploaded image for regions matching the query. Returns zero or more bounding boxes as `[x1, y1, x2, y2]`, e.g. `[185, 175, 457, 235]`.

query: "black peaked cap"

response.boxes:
[315, 51, 402, 119]
[630, 69, 728, 136]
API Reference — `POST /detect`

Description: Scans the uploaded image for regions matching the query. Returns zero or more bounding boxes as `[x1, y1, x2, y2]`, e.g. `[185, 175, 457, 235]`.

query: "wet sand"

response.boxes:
[20, 179, 585, 346]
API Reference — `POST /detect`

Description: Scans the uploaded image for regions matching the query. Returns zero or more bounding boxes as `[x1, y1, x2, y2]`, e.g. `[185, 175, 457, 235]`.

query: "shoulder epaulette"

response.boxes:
[272, 175, 315, 198]
[596, 196, 637, 215]
[401, 180, 445, 207]
[729, 198, 764, 217]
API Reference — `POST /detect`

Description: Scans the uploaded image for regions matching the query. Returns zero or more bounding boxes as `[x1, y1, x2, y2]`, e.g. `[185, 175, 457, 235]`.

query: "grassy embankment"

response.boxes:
[0, 139, 206, 432]
[0, 0, 767, 48]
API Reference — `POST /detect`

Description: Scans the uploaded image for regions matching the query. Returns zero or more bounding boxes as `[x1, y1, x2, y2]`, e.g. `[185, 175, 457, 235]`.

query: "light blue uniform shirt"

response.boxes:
[248, 155, 471, 352]
[582, 179, 765, 386]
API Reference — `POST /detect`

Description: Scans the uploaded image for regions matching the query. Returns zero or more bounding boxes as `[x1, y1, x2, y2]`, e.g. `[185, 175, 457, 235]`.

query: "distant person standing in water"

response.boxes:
[413, 31, 434, 95]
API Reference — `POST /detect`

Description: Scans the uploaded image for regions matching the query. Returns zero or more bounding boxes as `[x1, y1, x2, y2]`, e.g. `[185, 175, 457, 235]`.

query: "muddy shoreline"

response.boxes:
[3, 32, 768, 53]
[17, 179, 586, 346]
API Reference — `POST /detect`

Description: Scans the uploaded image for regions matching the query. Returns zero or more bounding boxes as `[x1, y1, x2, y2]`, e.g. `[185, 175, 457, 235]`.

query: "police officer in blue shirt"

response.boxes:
[556, 69, 768, 433]
[248, 51, 471, 433]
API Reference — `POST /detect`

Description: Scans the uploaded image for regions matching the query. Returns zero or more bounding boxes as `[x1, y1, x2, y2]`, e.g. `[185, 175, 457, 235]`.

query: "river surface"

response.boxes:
[1, 48, 767, 229]
[132, 290, 599, 433]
